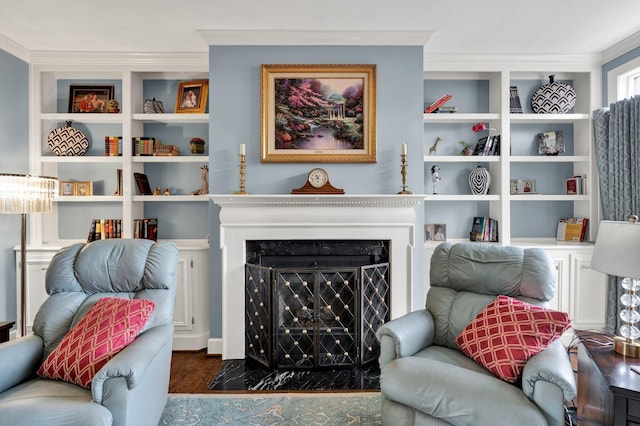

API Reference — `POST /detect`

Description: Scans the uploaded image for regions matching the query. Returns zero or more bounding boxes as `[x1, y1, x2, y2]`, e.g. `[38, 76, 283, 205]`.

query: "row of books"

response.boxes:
[87, 219, 123, 242]
[133, 218, 158, 241]
[556, 217, 588, 242]
[565, 175, 587, 195]
[510, 86, 523, 114]
[132, 137, 180, 156]
[104, 136, 122, 156]
[87, 218, 159, 242]
[473, 135, 501, 156]
[427, 87, 524, 114]
[470, 217, 499, 242]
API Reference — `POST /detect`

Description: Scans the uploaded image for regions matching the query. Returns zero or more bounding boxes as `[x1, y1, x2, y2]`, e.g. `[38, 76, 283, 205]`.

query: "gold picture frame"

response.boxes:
[75, 181, 93, 196]
[60, 181, 75, 196]
[175, 80, 209, 114]
[260, 64, 377, 163]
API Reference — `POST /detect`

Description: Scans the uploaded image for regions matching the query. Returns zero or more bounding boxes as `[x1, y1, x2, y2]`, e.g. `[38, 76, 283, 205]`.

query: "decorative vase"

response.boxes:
[531, 75, 576, 114]
[189, 137, 206, 154]
[468, 166, 491, 195]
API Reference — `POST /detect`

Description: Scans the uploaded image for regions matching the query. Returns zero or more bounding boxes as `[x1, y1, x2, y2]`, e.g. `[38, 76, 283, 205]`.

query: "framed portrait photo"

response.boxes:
[68, 85, 115, 113]
[175, 80, 209, 114]
[260, 64, 377, 163]
[60, 181, 76, 196]
[425, 224, 447, 242]
[75, 181, 93, 196]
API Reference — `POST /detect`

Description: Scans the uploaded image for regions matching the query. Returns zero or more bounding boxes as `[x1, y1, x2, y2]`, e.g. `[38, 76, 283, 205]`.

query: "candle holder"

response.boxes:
[397, 153, 412, 194]
[234, 154, 248, 195]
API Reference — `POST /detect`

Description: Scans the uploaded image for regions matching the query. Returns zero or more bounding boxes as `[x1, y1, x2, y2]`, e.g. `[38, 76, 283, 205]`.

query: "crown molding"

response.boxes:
[0, 33, 30, 62]
[198, 29, 433, 46]
[28, 51, 208, 68]
[424, 52, 602, 71]
[602, 31, 640, 64]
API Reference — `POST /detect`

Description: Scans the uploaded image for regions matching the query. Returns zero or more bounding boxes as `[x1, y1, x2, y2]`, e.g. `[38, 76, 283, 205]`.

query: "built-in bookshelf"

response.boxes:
[423, 65, 599, 246]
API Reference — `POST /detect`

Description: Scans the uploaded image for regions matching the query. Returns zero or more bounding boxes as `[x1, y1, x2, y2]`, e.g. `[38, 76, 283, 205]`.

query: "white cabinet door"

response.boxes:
[173, 252, 194, 332]
[547, 252, 570, 313]
[24, 261, 50, 334]
[570, 252, 607, 330]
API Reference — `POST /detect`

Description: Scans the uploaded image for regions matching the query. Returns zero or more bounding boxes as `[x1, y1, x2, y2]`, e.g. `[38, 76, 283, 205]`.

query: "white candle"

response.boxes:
[401, 143, 407, 155]
[240, 144, 246, 156]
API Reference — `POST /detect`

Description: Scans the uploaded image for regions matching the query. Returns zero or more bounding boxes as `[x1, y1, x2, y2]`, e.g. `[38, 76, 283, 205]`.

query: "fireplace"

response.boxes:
[245, 240, 390, 369]
[210, 194, 423, 359]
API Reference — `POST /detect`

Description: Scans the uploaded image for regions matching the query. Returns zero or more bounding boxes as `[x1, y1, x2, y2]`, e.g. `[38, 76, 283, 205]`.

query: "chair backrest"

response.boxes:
[427, 242, 556, 349]
[33, 239, 179, 358]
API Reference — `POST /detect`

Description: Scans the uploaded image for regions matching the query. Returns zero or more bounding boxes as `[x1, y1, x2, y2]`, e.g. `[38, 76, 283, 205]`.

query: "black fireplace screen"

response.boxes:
[245, 263, 389, 369]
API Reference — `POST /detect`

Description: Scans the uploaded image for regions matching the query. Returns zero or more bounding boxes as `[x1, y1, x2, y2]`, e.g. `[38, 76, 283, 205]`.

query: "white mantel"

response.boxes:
[209, 194, 423, 359]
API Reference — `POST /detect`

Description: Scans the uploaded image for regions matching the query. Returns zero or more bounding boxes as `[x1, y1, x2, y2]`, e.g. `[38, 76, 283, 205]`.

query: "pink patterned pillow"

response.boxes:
[38, 297, 154, 388]
[455, 295, 571, 383]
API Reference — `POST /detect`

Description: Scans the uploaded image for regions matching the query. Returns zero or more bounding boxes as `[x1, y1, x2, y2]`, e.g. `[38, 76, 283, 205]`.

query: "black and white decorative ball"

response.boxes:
[531, 75, 576, 114]
[47, 121, 89, 156]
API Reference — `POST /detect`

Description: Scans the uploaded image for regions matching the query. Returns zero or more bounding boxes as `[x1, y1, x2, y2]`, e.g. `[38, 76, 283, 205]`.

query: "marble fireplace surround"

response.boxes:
[209, 194, 423, 359]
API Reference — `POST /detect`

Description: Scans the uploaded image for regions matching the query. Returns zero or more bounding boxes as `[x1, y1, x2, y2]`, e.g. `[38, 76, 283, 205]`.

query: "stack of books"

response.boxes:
[565, 175, 587, 195]
[470, 217, 499, 242]
[87, 219, 122, 242]
[556, 217, 588, 242]
[425, 94, 452, 113]
[153, 144, 180, 156]
[132, 137, 157, 156]
[509, 86, 523, 113]
[104, 136, 122, 156]
[133, 218, 158, 241]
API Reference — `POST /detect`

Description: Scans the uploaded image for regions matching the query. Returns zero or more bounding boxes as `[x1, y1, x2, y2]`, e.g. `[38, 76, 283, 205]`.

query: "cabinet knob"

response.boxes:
[582, 264, 590, 270]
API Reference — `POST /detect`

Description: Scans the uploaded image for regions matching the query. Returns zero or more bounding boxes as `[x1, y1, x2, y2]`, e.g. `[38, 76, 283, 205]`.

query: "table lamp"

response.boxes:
[0, 173, 58, 336]
[590, 216, 640, 357]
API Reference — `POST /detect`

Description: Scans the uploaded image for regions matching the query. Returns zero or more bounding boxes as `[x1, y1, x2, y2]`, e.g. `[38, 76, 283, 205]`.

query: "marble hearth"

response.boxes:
[209, 194, 423, 359]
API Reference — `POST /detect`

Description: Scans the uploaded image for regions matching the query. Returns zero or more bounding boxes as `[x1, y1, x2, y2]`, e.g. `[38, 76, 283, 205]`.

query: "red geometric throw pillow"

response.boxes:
[455, 295, 571, 383]
[38, 297, 154, 389]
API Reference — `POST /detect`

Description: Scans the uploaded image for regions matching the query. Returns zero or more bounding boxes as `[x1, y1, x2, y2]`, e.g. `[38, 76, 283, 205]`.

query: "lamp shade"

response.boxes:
[591, 220, 640, 279]
[0, 173, 58, 214]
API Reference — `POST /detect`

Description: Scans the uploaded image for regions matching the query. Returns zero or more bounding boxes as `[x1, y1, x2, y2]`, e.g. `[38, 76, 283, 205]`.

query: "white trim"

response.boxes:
[198, 29, 432, 46]
[424, 53, 601, 72]
[207, 337, 223, 355]
[606, 55, 640, 104]
[0, 33, 30, 62]
[28, 51, 208, 68]
[602, 31, 640, 64]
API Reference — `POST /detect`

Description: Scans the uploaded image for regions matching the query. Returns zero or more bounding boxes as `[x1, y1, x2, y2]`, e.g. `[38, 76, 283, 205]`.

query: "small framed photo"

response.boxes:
[68, 85, 115, 113]
[60, 181, 76, 196]
[537, 130, 565, 155]
[175, 80, 209, 114]
[75, 181, 93, 196]
[425, 223, 447, 242]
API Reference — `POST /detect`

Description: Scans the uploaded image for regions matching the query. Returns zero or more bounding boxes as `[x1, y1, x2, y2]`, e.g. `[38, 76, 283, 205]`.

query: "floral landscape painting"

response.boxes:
[261, 64, 376, 163]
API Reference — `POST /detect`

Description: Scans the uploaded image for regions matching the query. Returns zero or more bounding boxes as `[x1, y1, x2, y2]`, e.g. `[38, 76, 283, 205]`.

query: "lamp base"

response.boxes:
[614, 336, 640, 357]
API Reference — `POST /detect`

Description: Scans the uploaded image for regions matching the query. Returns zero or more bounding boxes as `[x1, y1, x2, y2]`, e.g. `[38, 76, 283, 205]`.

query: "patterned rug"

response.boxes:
[160, 392, 382, 425]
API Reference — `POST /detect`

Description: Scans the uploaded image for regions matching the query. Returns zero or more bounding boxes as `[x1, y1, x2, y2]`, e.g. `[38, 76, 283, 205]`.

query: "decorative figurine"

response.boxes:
[431, 165, 441, 194]
[191, 165, 209, 195]
[153, 186, 161, 195]
[428, 137, 441, 155]
[163, 188, 170, 195]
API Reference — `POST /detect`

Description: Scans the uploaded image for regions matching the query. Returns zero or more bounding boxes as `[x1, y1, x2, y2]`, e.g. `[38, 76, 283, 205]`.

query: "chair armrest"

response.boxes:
[0, 335, 44, 393]
[375, 309, 435, 367]
[91, 324, 172, 404]
[522, 339, 577, 402]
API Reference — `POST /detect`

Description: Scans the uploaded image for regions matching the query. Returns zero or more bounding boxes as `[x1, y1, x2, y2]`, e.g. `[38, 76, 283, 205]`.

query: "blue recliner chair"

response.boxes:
[376, 242, 576, 426]
[0, 239, 179, 426]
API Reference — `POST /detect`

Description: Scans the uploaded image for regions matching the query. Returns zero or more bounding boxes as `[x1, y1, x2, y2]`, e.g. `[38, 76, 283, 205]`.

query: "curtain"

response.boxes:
[593, 95, 640, 333]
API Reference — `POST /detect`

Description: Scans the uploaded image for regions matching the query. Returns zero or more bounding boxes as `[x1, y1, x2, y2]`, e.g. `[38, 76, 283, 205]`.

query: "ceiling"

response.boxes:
[1, 0, 639, 57]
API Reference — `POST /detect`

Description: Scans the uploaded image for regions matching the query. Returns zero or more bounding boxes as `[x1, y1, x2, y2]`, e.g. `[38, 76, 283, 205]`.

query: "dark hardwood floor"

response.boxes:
[169, 350, 223, 393]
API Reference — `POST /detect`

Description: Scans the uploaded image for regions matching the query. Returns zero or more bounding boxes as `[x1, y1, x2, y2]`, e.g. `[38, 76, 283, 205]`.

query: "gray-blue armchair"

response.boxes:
[376, 242, 576, 426]
[0, 239, 179, 426]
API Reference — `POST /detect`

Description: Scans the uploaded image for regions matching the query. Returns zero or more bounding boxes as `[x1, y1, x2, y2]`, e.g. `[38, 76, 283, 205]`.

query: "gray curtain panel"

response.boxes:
[593, 95, 640, 334]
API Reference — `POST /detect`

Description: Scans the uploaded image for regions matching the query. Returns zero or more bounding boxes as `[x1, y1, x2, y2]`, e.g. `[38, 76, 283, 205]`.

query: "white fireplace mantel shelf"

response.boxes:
[209, 194, 423, 359]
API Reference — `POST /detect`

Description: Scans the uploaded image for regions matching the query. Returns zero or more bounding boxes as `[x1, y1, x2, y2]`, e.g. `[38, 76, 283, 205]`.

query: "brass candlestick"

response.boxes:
[397, 153, 412, 194]
[234, 154, 248, 195]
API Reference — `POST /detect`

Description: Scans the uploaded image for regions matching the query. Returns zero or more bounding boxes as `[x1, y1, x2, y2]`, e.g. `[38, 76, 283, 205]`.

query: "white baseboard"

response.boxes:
[207, 338, 223, 355]
[172, 331, 209, 351]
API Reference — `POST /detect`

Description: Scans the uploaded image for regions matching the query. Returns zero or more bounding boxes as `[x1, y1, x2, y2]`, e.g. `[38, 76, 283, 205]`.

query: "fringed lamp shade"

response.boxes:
[0, 174, 58, 214]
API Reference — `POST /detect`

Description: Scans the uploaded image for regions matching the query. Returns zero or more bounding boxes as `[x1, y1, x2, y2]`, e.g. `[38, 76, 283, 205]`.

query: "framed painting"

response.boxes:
[260, 64, 376, 163]
[68, 85, 114, 113]
[175, 80, 209, 114]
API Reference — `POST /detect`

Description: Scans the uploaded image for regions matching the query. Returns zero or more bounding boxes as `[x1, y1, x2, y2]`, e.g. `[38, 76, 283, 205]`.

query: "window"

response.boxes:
[608, 56, 640, 103]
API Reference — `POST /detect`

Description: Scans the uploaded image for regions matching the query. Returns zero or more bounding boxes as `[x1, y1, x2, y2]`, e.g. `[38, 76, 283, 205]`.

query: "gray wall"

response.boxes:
[209, 45, 426, 337]
[0, 49, 29, 325]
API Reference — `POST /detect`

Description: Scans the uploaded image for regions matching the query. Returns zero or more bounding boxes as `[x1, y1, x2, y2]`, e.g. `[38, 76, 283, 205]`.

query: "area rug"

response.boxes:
[160, 392, 382, 425]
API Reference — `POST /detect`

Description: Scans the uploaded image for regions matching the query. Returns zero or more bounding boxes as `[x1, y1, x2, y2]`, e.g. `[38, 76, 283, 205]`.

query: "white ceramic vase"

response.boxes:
[469, 166, 491, 195]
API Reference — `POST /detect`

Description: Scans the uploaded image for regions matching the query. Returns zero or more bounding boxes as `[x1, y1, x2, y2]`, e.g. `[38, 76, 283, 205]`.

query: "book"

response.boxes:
[556, 217, 588, 242]
[473, 136, 489, 156]
[565, 177, 581, 195]
[134, 172, 152, 195]
[509, 86, 523, 113]
[490, 135, 500, 155]
[425, 94, 452, 113]
[133, 218, 158, 241]
[470, 217, 499, 242]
